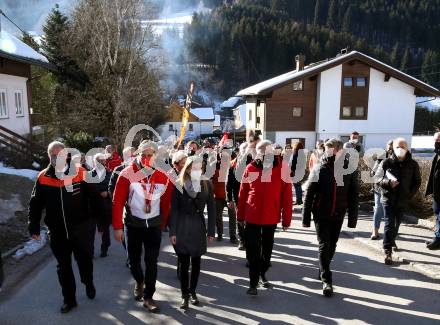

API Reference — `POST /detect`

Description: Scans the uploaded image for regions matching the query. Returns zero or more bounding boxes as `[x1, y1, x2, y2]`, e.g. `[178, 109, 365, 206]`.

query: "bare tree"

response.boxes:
[66, 0, 165, 146]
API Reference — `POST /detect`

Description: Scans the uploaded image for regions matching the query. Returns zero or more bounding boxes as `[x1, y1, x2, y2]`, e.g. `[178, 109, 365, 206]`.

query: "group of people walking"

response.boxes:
[26, 130, 440, 314]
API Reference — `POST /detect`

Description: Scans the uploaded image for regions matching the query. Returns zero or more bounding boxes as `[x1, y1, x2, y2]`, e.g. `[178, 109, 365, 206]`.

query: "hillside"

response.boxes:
[183, 0, 440, 97]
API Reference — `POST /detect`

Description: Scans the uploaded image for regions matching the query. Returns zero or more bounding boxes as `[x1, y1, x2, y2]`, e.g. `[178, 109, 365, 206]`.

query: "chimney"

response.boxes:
[340, 47, 350, 55]
[295, 54, 305, 71]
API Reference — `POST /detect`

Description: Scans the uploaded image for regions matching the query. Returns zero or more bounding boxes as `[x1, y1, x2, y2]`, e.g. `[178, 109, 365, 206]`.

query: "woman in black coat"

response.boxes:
[169, 156, 216, 310]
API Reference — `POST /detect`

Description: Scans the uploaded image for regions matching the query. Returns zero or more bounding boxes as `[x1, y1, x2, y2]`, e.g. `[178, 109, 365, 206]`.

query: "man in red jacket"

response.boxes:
[112, 140, 172, 313]
[105, 145, 123, 171]
[237, 140, 292, 295]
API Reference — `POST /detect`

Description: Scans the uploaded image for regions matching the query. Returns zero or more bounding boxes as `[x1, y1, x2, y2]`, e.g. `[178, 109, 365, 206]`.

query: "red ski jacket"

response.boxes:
[237, 159, 292, 227]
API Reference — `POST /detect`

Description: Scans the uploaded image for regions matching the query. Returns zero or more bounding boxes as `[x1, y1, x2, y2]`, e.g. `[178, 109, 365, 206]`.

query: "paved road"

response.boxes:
[1, 212, 440, 325]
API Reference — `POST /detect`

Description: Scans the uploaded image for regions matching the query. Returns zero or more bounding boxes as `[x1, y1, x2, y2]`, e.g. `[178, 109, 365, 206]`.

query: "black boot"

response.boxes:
[180, 295, 189, 310]
[60, 300, 78, 314]
[427, 238, 440, 250]
[260, 275, 273, 289]
[323, 283, 333, 297]
[86, 282, 96, 300]
[246, 287, 258, 295]
[190, 292, 200, 305]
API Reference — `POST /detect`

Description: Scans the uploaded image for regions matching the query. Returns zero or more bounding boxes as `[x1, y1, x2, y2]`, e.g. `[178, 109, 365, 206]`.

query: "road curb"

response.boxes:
[344, 230, 440, 280]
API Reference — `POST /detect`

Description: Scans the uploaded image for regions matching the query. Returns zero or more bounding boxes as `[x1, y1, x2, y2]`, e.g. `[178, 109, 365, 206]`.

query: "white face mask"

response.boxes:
[394, 148, 407, 158]
[351, 139, 359, 144]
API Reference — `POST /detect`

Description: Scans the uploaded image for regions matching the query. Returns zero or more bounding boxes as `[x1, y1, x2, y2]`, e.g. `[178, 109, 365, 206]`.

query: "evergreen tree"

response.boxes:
[342, 5, 353, 33]
[422, 50, 440, 86]
[400, 47, 412, 71]
[326, 0, 337, 29]
[390, 42, 400, 68]
[313, 0, 321, 26]
[41, 4, 87, 87]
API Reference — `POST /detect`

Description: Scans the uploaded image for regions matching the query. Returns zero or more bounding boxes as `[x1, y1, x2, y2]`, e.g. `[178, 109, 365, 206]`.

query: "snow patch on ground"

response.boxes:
[0, 162, 39, 181]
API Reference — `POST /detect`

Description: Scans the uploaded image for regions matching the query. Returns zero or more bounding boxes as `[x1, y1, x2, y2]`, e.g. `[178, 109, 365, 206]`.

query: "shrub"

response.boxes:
[64, 130, 94, 153]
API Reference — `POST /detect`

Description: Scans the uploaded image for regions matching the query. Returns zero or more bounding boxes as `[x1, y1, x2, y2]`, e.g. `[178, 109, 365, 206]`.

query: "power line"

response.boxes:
[0, 9, 27, 35]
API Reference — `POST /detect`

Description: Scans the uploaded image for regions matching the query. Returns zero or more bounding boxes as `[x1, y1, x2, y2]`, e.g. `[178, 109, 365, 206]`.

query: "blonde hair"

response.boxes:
[178, 156, 209, 192]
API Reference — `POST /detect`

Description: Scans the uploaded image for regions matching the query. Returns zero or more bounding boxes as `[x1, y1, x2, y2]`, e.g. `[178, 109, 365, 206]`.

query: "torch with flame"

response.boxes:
[177, 81, 195, 146]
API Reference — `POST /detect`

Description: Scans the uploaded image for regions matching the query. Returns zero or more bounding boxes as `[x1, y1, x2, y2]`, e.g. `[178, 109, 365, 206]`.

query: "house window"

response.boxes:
[168, 124, 173, 131]
[248, 110, 252, 121]
[292, 107, 302, 117]
[0, 89, 7, 118]
[343, 77, 353, 87]
[342, 106, 352, 117]
[355, 106, 365, 117]
[189, 123, 193, 132]
[293, 80, 303, 91]
[14, 90, 23, 116]
[256, 116, 260, 124]
[356, 77, 366, 87]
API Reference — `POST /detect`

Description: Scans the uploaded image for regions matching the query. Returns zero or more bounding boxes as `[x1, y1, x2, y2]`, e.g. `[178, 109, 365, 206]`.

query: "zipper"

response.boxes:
[60, 186, 69, 239]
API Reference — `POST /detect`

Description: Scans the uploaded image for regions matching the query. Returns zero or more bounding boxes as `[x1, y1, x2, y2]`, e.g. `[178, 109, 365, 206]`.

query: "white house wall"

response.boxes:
[0, 73, 30, 136]
[316, 65, 417, 149]
[159, 120, 214, 141]
[274, 131, 316, 150]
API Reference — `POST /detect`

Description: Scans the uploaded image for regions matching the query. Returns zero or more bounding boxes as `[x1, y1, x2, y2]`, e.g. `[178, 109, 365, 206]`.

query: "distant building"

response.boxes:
[158, 103, 216, 141]
[237, 50, 440, 149]
[0, 30, 51, 136]
[218, 96, 245, 127]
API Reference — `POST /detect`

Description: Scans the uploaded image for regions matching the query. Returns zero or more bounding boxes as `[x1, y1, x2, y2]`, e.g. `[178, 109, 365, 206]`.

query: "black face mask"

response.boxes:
[188, 149, 196, 157]
[435, 142, 440, 154]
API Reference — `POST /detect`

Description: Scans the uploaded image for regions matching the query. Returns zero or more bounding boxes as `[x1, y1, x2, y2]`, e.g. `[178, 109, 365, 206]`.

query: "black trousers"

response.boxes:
[178, 254, 201, 297]
[237, 219, 246, 244]
[215, 198, 237, 238]
[99, 226, 111, 252]
[0, 249, 3, 289]
[49, 220, 95, 304]
[245, 223, 277, 288]
[124, 224, 161, 299]
[315, 218, 344, 285]
[383, 204, 403, 250]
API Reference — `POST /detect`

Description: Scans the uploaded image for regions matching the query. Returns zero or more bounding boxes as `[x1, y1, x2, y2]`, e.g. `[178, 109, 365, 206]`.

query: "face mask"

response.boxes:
[188, 149, 196, 157]
[191, 170, 202, 180]
[394, 148, 407, 158]
[50, 155, 58, 167]
[435, 142, 440, 154]
[318, 149, 324, 155]
[141, 156, 152, 168]
[351, 139, 359, 144]
[262, 154, 274, 168]
[51, 154, 67, 169]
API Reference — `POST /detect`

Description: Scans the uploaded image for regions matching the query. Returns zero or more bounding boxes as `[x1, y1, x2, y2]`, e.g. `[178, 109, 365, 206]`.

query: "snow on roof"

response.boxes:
[214, 114, 221, 127]
[237, 51, 440, 97]
[0, 30, 49, 66]
[191, 107, 214, 120]
[221, 96, 243, 108]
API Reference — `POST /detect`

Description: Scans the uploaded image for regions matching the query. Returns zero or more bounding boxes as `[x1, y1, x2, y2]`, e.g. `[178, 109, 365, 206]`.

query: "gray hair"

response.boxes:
[47, 141, 65, 156]
[137, 140, 158, 153]
[239, 142, 249, 155]
[324, 138, 343, 151]
[393, 137, 408, 150]
[172, 150, 187, 165]
[256, 139, 272, 154]
[122, 147, 135, 161]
